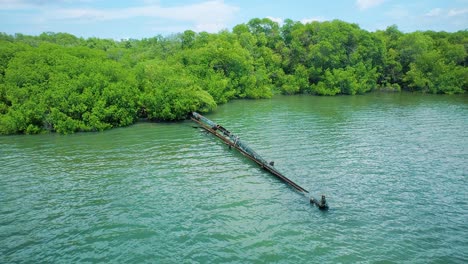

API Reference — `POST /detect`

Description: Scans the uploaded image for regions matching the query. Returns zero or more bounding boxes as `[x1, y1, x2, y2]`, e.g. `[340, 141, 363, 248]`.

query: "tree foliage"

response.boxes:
[0, 19, 466, 134]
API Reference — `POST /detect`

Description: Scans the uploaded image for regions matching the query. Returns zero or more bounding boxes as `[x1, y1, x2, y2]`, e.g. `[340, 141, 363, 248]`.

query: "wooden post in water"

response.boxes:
[190, 112, 328, 210]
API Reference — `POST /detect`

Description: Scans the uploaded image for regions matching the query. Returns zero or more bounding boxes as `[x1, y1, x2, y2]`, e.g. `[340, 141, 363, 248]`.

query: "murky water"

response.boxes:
[1, 93, 467, 263]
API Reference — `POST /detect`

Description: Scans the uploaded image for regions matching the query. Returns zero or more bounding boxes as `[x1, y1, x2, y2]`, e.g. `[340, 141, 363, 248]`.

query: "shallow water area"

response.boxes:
[1, 93, 467, 263]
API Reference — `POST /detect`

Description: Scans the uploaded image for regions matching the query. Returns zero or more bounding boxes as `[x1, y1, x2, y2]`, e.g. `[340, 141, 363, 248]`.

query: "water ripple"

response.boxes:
[1, 94, 467, 263]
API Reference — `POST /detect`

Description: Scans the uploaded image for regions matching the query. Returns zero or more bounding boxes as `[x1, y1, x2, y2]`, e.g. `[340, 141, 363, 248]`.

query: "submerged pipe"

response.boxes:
[191, 112, 328, 210]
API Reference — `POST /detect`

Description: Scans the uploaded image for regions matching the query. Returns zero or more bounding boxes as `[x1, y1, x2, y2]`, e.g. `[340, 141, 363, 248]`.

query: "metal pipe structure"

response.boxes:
[191, 112, 328, 210]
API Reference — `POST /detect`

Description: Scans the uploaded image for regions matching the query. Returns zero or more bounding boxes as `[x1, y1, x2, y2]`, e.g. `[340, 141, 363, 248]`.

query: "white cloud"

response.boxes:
[0, 0, 92, 9]
[448, 8, 468, 16]
[425, 8, 443, 17]
[10, 0, 239, 33]
[356, 0, 385, 10]
[424, 7, 468, 18]
[50, 1, 238, 22]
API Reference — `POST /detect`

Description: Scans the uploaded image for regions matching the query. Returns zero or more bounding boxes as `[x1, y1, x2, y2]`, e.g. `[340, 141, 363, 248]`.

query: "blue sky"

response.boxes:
[1, 0, 467, 39]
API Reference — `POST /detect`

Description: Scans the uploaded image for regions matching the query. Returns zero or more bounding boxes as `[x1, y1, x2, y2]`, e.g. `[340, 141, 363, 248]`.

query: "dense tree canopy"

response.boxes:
[0, 19, 467, 134]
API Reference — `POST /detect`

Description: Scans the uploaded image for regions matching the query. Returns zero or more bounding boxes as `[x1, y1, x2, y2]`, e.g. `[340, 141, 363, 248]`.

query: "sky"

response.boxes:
[0, 0, 467, 39]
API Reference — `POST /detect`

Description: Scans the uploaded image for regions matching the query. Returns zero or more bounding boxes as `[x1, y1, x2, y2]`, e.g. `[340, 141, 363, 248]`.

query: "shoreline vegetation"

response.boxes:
[0, 18, 467, 135]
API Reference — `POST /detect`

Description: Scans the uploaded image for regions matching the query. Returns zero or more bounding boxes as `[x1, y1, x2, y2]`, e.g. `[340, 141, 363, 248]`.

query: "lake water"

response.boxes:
[1, 93, 467, 263]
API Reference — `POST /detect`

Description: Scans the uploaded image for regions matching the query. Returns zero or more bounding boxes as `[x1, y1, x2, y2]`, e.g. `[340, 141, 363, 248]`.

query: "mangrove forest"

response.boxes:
[0, 18, 466, 134]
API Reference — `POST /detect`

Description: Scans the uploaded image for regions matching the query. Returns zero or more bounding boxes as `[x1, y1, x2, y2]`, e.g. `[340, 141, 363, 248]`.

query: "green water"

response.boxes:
[1, 93, 467, 263]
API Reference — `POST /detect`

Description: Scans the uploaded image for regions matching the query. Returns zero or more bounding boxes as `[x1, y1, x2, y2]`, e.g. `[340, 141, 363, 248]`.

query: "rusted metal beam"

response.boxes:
[191, 112, 329, 209]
